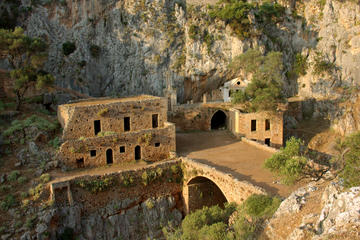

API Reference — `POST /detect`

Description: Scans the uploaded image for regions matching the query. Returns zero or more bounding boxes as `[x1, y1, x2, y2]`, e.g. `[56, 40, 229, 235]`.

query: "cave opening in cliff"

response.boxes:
[187, 176, 228, 213]
[211, 110, 227, 130]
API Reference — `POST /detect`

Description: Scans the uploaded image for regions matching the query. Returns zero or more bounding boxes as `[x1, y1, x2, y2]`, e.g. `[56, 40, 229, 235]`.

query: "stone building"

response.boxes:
[228, 108, 284, 147]
[221, 77, 249, 102]
[57, 95, 176, 168]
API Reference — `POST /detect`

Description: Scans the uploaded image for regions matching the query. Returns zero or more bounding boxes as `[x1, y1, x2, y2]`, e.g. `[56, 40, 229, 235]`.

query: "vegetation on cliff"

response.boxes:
[229, 49, 285, 112]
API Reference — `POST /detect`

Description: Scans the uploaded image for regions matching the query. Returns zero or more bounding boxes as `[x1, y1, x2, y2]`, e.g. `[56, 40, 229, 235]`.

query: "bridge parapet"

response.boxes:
[181, 157, 267, 213]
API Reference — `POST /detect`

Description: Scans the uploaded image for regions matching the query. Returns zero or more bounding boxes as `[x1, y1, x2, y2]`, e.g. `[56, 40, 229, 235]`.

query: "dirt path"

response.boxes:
[177, 130, 303, 197]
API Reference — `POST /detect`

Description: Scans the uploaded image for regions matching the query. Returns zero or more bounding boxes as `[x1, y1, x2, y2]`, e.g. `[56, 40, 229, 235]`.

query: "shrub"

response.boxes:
[264, 137, 308, 184]
[293, 53, 308, 77]
[0, 185, 12, 192]
[142, 170, 157, 186]
[62, 41, 76, 56]
[145, 199, 154, 209]
[76, 177, 116, 193]
[0, 194, 17, 211]
[49, 137, 61, 149]
[89, 44, 101, 58]
[40, 173, 51, 183]
[7, 170, 20, 181]
[97, 108, 109, 117]
[25, 215, 37, 229]
[28, 183, 43, 200]
[188, 25, 200, 40]
[313, 51, 336, 76]
[17, 176, 27, 184]
[242, 194, 281, 218]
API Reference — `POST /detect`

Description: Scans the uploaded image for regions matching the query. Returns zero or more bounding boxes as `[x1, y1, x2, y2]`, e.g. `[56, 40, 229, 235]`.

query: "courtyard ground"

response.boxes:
[176, 130, 304, 197]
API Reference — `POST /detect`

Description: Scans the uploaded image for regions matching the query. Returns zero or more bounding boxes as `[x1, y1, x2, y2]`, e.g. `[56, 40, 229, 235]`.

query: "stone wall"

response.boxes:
[57, 95, 176, 168]
[229, 109, 284, 148]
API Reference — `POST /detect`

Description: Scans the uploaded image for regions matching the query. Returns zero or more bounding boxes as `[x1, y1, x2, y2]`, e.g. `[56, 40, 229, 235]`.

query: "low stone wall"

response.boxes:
[241, 137, 279, 154]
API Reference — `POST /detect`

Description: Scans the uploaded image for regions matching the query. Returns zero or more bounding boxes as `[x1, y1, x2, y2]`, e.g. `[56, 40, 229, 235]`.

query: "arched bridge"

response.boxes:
[181, 157, 267, 213]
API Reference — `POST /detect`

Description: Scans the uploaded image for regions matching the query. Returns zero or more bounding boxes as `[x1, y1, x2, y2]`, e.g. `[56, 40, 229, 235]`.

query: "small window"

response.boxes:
[124, 117, 130, 131]
[76, 158, 84, 168]
[265, 119, 270, 131]
[152, 114, 159, 128]
[90, 150, 96, 157]
[94, 120, 101, 135]
[155, 142, 160, 147]
[120, 146, 125, 153]
[237, 81, 241, 85]
[251, 120, 257, 132]
[265, 138, 271, 146]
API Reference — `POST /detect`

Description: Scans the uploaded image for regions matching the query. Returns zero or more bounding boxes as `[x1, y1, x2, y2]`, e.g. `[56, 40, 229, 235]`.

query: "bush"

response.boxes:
[97, 108, 109, 117]
[313, 51, 336, 76]
[188, 25, 200, 40]
[17, 176, 27, 184]
[28, 183, 43, 200]
[242, 194, 281, 218]
[40, 173, 51, 183]
[76, 177, 116, 193]
[7, 170, 20, 181]
[62, 41, 76, 56]
[293, 53, 308, 77]
[0, 194, 17, 211]
[49, 137, 61, 149]
[264, 137, 308, 184]
[25, 215, 37, 229]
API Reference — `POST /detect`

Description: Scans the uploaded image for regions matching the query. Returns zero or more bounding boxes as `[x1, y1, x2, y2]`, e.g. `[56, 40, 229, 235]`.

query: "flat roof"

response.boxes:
[62, 95, 161, 107]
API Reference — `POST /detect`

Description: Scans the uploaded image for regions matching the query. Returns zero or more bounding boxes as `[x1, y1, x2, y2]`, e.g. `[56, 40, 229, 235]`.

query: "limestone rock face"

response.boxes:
[35, 195, 182, 240]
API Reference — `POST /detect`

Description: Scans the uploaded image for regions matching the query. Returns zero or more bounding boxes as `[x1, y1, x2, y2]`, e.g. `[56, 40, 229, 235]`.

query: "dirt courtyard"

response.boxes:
[177, 130, 302, 197]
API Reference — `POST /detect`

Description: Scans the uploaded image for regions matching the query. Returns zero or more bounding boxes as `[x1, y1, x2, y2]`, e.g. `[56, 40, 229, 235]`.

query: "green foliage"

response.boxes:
[242, 194, 281, 218]
[188, 25, 200, 40]
[141, 170, 157, 186]
[3, 115, 58, 142]
[203, 30, 214, 53]
[264, 137, 308, 184]
[335, 132, 360, 188]
[0, 27, 54, 109]
[40, 173, 51, 183]
[89, 44, 101, 58]
[120, 174, 134, 187]
[76, 177, 116, 193]
[0, 194, 17, 211]
[173, 53, 186, 72]
[313, 51, 336, 76]
[62, 41, 76, 56]
[25, 215, 37, 229]
[97, 108, 109, 117]
[230, 49, 285, 112]
[0, 185, 12, 193]
[145, 199, 155, 209]
[292, 53, 308, 77]
[209, 1, 285, 40]
[48, 136, 61, 149]
[7, 170, 20, 181]
[17, 176, 27, 184]
[28, 183, 43, 200]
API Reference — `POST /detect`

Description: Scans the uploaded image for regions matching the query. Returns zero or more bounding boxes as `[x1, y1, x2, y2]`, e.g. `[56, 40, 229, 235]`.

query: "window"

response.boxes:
[251, 120, 256, 132]
[155, 142, 160, 147]
[152, 114, 159, 128]
[124, 117, 130, 131]
[120, 146, 125, 153]
[90, 150, 96, 157]
[265, 119, 270, 131]
[265, 138, 271, 146]
[237, 81, 241, 85]
[94, 120, 101, 135]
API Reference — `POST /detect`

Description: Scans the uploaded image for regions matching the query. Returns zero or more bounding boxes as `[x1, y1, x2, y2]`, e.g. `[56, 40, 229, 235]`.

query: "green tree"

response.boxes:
[229, 49, 285, 112]
[0, 27, 54, 110]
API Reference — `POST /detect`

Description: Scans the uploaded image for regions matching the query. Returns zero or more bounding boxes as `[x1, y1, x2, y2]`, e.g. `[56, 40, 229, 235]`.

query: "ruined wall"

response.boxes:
[58, 96, 168, 140]
[47, 160, 184, 239]
[58, 123, 176, 168]
[229, 109, 284, 147]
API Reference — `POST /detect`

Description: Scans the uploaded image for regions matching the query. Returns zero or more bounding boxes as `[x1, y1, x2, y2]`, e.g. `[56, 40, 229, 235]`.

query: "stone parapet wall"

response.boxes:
[59, 123, 176, 168]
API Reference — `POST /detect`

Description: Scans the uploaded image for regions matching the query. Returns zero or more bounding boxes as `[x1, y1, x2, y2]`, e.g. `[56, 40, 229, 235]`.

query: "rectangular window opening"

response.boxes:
[152, 114, 159, 128]
[155, 142, 160, 147]
[120, 146, 125, 153]
[124, 117, 130, 131]
[76, 158, 84, 168]
[94, 120, 101, 135]
[265, 119, 270, 131]
[251, 120, 257, 132]
[265, 138, 271, 146]
[90, 150, 96, 157]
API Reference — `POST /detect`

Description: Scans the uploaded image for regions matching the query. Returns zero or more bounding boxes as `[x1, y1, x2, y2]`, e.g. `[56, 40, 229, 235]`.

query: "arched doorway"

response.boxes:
[135, 145, 141, 160]
[211, 110, 227, 130]
[187, 176, 228, 213]
[106, 149, 113, 164]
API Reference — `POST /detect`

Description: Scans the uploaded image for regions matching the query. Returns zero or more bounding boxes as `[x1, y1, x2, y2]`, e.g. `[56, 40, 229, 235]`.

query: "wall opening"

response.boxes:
[124, 117, 130, 131]
[265, 119, 270, 131]
[90, 150, 96, 157]
[251, 120, 257, 132]
[155, 142, 160, 147]
[265, 138, 271, 146]
[106, 149, 113, 164]
[187, 176, 228, 213]
[211, 110, 227, 130]
[76, 158, 84, 168]
[94, 120, 101, 135]
[152, 114, 159, 128]
[135, 145, 141, 160]
[120, 146, 125, 153]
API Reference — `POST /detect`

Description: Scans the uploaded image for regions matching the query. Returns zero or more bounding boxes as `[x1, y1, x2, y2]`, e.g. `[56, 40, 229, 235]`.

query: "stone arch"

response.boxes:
[185, 176, 228, 213]
[211, 110, 227, 130]
[106, 149, 113, 164]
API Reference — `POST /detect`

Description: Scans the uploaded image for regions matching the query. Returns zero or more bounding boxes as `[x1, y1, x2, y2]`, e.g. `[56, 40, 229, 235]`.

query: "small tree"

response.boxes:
[0, 27, 54, 110]
[229, 49, 285, 112]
